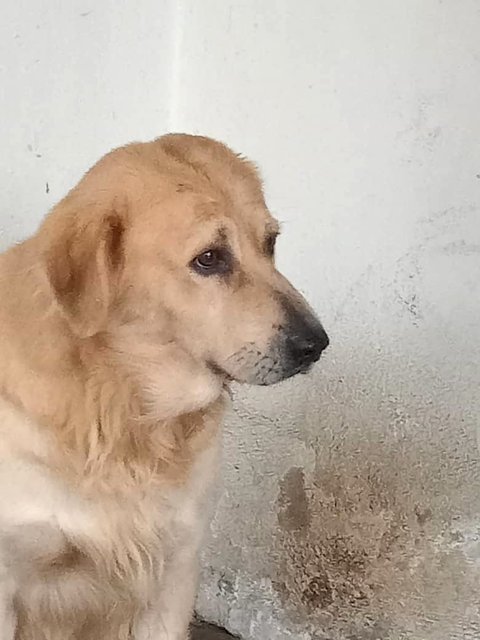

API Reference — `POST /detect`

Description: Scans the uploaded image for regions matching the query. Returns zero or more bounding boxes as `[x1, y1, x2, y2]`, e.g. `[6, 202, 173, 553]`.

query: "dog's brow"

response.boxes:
[202, 226, 232, 251]
[216, 227, 229, 243]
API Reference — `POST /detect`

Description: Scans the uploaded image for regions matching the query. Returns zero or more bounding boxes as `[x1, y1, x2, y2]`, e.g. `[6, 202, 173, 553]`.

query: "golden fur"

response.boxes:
[0, 134, 327, 639]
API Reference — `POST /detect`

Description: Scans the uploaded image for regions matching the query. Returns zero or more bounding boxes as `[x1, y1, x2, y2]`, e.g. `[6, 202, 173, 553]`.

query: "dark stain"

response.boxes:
[277, 467, 311, 532]
[327, 534, 368, 576]
[398, 293, 419, 319]
[45, 182, 49, 194]
[270, 415, 480, 640]
[217, 575, 235, 598]
[274, 528, 371, 617]
[441, 240, 480, 256]
[302, 574, 333, 609]
[414, 505, 432, 526]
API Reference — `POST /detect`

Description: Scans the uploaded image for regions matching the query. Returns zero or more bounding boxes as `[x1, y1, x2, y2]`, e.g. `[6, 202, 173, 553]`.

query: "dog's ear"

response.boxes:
[44, 201, 125, 338]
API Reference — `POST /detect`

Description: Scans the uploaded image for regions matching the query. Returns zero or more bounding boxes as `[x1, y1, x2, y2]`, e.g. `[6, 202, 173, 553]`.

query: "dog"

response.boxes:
[0, 134, 329, 639]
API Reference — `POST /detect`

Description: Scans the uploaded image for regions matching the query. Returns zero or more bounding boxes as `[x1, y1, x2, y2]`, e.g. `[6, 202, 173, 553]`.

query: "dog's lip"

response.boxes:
[207, 360, 233, 381]
[288, 359, 316, 378]
[299, 362, 315, 375]
[207, 361, 234, 397]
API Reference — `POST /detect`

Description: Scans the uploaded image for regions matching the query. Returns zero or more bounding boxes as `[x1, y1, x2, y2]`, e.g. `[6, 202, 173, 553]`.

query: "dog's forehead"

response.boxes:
[122, 136, 279, 243]
[188, 189, 277, 246]
[165, 170, 275, 242]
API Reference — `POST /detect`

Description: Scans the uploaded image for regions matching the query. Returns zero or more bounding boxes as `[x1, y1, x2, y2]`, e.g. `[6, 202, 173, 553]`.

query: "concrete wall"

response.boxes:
[2, 2, 480, 639]
[0, 0, 174, 249]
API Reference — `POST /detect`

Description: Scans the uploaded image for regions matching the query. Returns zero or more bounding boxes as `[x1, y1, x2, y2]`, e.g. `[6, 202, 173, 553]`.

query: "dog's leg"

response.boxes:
[133, 549, 199, 640]
[0, 520, 71, 640]
[134, 435, 219, 640]
[133, 502, 207, 640]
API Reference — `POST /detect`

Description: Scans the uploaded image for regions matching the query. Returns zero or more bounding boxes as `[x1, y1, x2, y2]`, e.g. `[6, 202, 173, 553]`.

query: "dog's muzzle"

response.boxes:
[222, 296, 329, 386]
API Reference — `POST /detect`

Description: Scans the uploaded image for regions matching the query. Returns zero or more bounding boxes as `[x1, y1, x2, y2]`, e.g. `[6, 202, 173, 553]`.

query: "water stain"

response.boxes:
[272, 429, 480, 639]
[277, 467, 311, 533]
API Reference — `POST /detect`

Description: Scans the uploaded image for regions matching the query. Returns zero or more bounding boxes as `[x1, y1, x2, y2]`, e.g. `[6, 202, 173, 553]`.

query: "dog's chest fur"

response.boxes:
[0, 398, 220, 639]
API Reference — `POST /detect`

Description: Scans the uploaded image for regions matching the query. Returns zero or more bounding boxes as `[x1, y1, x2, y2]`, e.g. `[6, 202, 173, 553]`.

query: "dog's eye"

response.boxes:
[264, 233, 278, 258]
[191, 248, 231, 276]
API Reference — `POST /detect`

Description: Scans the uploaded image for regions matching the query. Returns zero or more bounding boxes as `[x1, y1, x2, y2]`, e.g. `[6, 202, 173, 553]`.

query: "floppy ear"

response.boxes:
[44, 206, 125, 338]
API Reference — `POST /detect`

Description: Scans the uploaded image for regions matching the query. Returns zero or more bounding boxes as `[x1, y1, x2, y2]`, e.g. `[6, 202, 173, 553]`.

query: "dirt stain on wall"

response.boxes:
[277, 467, 311, 533]
[273, 429, 480, 640]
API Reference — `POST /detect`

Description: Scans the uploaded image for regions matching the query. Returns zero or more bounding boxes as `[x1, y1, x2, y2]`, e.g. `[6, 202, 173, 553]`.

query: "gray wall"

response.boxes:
[2, 2, 480, 639]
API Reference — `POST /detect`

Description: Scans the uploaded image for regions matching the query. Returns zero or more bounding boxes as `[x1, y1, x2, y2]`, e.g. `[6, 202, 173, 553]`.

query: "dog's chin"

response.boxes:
[208, 362, 316, 388]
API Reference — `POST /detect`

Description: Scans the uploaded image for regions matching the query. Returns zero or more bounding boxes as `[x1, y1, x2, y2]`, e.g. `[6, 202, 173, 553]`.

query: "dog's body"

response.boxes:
[0, 135, 328, 639]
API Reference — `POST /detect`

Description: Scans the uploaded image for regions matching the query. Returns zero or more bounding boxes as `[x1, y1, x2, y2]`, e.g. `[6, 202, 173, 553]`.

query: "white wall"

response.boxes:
[0, 0, 174, 248]
[1, 2, 480, 639]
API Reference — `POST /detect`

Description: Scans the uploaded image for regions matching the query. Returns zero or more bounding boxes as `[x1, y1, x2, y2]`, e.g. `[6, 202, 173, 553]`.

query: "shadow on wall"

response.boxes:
[191, 618, 238, 639]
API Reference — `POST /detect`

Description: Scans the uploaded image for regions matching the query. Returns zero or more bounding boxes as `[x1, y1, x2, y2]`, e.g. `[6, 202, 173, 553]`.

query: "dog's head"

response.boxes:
[41, 134, 328, 395]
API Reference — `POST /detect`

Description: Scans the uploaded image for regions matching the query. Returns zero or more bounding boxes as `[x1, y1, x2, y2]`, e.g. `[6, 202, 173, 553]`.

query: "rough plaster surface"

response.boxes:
[2, 1, 480, 639]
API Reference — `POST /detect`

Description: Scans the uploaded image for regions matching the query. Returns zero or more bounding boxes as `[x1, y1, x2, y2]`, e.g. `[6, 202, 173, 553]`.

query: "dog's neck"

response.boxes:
[0, 240, 224, 487]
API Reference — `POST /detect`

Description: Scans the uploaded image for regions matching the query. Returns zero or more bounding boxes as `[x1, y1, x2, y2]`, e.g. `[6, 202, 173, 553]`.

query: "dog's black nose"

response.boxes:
[277, 294, 330, 380]
[294, 327, 329, 362]
[288, 326, 329, 366]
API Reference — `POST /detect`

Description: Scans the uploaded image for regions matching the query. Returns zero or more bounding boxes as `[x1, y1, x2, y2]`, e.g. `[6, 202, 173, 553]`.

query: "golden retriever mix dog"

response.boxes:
[0, 134, 329, 639]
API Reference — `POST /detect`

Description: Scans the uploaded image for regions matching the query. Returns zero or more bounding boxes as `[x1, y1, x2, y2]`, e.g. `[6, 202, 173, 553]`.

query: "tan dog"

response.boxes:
[0, 134, 328, 639]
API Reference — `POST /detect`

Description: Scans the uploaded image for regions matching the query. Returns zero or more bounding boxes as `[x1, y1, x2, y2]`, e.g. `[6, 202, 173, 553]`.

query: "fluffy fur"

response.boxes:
[0, 134, 327, 639]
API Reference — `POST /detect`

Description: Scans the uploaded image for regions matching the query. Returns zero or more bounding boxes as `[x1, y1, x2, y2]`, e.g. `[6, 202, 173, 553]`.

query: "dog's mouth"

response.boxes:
[207, 361, 234, 383]
[295, 361, 315, 376]
[207, 355, 316, 388]
[208, 362, 234, 399]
